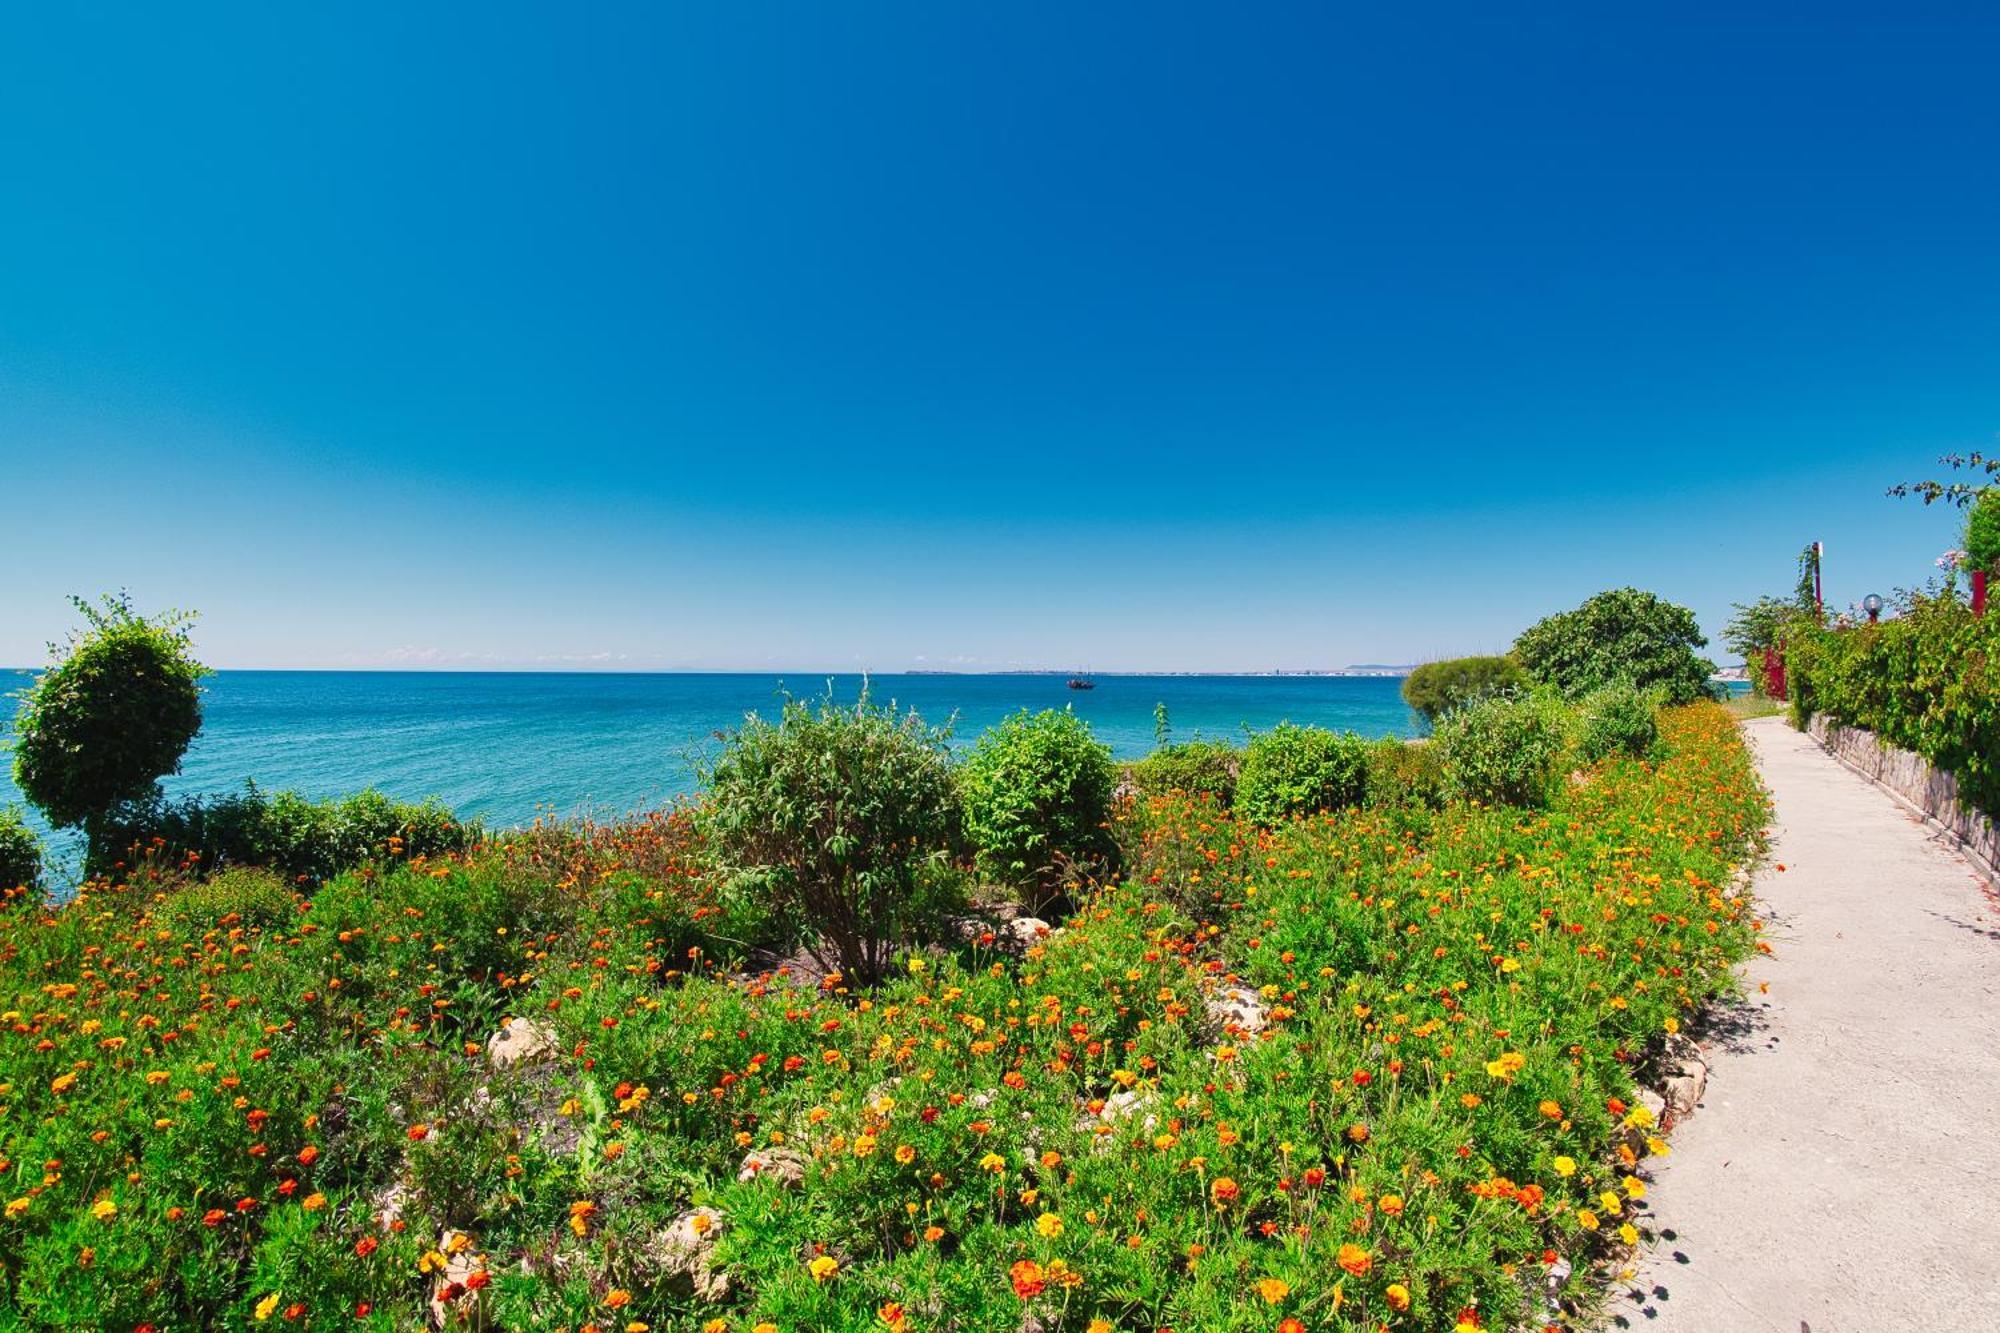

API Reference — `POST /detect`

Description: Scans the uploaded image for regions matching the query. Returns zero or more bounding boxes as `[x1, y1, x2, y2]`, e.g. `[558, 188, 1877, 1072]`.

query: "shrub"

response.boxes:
[960, 708, 1118, 903]
[1513, 587, 1717, 705]
[160, 866, 298, 931]
[1433, 692, 1579, 806]
[1965, 489, 2000, 574]
[0, 806, 41, 896]
[1363, 737, 1446, 809]
[1788, 592, 2000, 815]
[1234, 724, 1369, 824]
[702, 692, 965, 983]
[1130, 739, 1239, 805]
[1401, 655, 1528, 723]
[1579, 682, 1662, 762]
[10, 593, 208, 841]
[95, 785, 477, 884]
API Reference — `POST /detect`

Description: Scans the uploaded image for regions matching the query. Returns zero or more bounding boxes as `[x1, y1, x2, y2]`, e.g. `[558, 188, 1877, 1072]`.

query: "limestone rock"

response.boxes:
[1005, 917, 1053, 948]
[486, 1017, 559, 1070]
[652, 1207, 730, 1301]
[737, 1145, 808, 1187]
[1203, 984, 1268, 1039]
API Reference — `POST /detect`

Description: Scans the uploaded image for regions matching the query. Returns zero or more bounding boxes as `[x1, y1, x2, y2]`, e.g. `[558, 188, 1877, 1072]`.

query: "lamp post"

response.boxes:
[1862, 593, 1883, 623]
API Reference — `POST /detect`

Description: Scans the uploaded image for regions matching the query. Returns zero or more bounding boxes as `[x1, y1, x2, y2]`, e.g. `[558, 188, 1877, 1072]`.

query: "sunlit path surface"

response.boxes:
[1616, 716, 2000, 1331]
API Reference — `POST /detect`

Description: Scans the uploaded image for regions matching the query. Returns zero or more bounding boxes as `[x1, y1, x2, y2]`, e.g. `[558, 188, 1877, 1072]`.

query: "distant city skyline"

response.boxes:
[2, 4, 1992, 671]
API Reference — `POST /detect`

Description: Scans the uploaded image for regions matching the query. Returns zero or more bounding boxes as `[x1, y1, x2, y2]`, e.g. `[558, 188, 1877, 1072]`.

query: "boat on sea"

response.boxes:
[1067, 676, 1095, 690]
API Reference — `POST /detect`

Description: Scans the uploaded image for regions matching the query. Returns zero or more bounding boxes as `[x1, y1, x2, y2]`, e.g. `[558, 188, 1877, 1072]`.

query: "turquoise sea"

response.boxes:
[2, 671, 1420, 838]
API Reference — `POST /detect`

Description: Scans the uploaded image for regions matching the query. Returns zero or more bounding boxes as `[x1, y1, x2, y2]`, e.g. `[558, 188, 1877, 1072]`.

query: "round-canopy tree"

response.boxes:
[1512, 587, 1716, 705]
[10, 594, 208, 844]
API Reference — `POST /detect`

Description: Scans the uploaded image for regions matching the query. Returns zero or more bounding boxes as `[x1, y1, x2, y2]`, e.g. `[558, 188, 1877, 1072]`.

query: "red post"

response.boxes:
[1975, 568, 1989, 617]
[1764, 641, 1787, 701]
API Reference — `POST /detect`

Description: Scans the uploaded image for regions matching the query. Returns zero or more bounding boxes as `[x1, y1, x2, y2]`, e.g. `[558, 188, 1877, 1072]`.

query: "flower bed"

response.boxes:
[0, 706, 1767, 1331]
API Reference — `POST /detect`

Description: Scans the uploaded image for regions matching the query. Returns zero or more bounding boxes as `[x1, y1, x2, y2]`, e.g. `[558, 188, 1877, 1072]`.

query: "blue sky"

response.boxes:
[1, 2, 1994, 671]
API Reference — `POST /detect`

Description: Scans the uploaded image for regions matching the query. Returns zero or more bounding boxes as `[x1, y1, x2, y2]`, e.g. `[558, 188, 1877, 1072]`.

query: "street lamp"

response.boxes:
[1862, 593, 1883, 623]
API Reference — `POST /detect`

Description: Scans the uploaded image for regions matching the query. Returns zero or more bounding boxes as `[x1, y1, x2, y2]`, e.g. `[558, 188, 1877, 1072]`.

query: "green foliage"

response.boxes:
[95, 784, 478, 884]
[1362, 736, 1446, 810]
[1433, 692, 1579, 806]
[1722, 594, 1814, 665]
[1965, 489, 2000, 573]
[1513, 587, 1717, 705]
[1400, 655, 1528, 723]
[701, 691, 965, 982]
[1887, 449, 2000, 508]
[0, 805, 41, 896]
[1788, 593, 2000, 815]
[160, 866, 299, 931]
[0, 705, 1767, 1331]
[959, 708, 1118, 903]
[1234, 723, 1369, 824]
[1130, 739, 1240, 806]
[9, 593, 209, 835]
[1578, 682, 1662, 763]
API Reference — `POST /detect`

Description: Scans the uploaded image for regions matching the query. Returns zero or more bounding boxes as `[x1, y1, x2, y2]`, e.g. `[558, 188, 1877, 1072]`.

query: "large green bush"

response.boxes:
[1401, 655, 1527, 723]
[95, 785, 477, 884]
[10, 594, 208, 839]
[1130, 739, 1239, 805]
[1234, 723, 1369, 824]
[1433, 692, 1579, 807]
[1362, 736, 1446, 809]
[1789, 594, 2000, 815]
[1965, 489, 2000, 574]
[702, 692, 965, 982]
[160, 866, 299, 931]
[1578, 682, 1662, 763]
[0, 806, 41, 896]
[1514, 587, 1717, 705]
[960, 708, 1118, 904]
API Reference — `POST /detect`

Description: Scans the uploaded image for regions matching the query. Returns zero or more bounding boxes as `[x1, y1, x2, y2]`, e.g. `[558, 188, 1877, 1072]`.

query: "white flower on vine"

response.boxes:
[1938, 549, 1967, 571]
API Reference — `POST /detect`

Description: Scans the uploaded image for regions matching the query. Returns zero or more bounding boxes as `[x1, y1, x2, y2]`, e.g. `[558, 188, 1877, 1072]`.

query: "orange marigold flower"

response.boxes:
[1211, 1177, 1241, 1206]
[1336, 1242, 1372, 1276]
[1010, 1259, 1046, 1299]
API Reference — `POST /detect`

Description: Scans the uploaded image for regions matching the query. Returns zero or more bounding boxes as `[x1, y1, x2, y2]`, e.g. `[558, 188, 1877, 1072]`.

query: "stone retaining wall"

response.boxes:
[1805, 716, 2000, 886]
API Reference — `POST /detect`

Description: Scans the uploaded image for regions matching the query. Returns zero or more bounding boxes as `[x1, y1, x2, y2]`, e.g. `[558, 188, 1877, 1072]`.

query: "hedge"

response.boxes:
[1787, 594, 1999, 815]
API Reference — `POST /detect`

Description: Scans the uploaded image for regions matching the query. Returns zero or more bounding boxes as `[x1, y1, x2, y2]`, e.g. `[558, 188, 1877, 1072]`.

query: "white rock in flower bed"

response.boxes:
[486, 1016, 559, 1070]
[1202, 983, 1268, 1039]
[1004, 917, 1054, 947]
[652, 1207, 730, 1301]
[737, 1144, 808, 1187]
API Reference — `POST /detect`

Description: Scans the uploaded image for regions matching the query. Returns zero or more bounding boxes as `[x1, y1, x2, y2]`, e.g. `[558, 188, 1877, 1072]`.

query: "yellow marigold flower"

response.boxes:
[1553, 1155, 1577, 1177]
[5, 1198, 29, 1220]
[1256, 1277, 1289, 1304]
[1622, 1176, 1646, 1199]
[1386, 1282, 1412, 1312]
[145, 1071, 171, 1086]
[1646, 1136, 1671, 1157]
[853, 1134, 877, 1158]
[90, 1199, 117, 1222]
[254, 1293, 281, 1321]
[1088, 1321, 1114, 1333]
[1599, 1190, 1623, 1215]
[1036, 1212, 1063, 1238]
[50, 1073, 77, 1095]
[808, 1255, 839, 1283]
[302, 1193, 326, 1211]
[895, 1144, 917, 1165]
[1619, 1222, 1641, 1245]
[979, 1152, 1005, 1174]
[755, 1325, 778, 1333]
[703, 1322, 728, 1333]
[1577, 1209, 1600, 1231]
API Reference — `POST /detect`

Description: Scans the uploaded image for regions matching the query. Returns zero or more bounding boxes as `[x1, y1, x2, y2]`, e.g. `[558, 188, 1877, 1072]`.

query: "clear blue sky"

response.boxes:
[2, 3, 1994, 671]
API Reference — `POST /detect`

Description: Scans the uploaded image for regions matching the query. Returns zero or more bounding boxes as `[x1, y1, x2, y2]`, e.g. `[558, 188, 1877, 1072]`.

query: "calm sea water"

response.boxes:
[2, 671, 1420, 839]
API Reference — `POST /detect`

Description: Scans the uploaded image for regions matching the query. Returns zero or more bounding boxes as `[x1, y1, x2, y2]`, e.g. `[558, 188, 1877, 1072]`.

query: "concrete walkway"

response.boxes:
[1610, 716, 2000, 1332]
